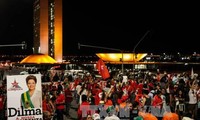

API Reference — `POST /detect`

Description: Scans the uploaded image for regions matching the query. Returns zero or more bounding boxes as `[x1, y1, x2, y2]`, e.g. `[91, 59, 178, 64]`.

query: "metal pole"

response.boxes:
[78, 43, 121, 51]
[133, 30, 150, 71]
[0, 44, 24, 47]
[0, 41, 27, 49]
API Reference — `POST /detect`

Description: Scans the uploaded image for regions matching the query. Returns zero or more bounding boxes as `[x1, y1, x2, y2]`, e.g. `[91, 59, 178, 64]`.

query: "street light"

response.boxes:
[78, 43, 125, 74]
[132, 30, 150, 71]
[0, 41, 27, 49]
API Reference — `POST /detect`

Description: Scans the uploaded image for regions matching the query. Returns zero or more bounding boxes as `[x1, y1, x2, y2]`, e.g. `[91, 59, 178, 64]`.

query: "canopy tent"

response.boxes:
[20, 53, 57, 64]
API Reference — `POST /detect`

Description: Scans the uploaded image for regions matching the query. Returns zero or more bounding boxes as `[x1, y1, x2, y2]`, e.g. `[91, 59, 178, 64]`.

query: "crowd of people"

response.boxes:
[73, 70, 200, 120]
[40, 68, 200, 120]
[0, 67, 200, 120]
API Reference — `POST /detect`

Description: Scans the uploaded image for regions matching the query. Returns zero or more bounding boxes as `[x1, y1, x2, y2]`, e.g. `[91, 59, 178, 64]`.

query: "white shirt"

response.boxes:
[148, 90, 155, 100]
[182, 117, 194, 120]
[31, 90, 42, 108]
[172, 76, 178, 83]
[188, 89, 197, 104]
[76, 85, 81, 93]
[79, 89, 88, 104]
[104, 114, 120, 120]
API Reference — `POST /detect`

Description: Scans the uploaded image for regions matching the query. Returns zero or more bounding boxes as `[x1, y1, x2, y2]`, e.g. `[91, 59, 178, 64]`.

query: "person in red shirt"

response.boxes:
[55, 90, 65, 120]
[91, 80, 99, 95]
[135, 92, 144, 107]
[94, 86, 103, 105]
[78, 94, 91, 120]
[130, 79, 138, 92]
[127, 83, 133, 96]
[42, 94, 50, 119]
[0, 93, 4, 109]
[74, 77, 81, 87]
[137, 80, 143, 95]
[42, 94, 55, 120]
[64, 87, 73, 117]
[152, 90, 163, 109]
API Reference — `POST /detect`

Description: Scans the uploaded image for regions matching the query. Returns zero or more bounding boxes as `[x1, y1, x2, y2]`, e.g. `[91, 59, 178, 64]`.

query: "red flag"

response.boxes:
[96, 59, 110, 80]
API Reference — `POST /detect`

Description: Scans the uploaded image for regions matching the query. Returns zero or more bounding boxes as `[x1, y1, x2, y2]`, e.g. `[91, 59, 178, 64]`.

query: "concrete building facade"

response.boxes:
[33, 0, 63, 62]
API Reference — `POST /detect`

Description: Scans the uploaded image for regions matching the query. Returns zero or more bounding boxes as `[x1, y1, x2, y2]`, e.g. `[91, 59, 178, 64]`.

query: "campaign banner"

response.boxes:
[7, 74, 43, 120]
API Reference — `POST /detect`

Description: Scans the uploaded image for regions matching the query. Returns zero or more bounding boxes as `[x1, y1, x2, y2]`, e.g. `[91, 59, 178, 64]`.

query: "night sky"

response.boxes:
[0, 0, 199, 55]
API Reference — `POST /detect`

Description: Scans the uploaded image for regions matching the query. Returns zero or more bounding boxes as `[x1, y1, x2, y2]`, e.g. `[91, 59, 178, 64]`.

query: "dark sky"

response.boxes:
[0, 0, 199, 55]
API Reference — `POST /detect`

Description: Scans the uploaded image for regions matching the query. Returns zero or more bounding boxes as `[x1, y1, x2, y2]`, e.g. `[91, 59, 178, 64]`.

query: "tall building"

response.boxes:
[33, 0, 63, 62]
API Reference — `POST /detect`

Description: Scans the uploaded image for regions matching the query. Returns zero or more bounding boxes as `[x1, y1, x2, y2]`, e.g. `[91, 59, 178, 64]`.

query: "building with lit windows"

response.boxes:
[33, 0, 63, 62]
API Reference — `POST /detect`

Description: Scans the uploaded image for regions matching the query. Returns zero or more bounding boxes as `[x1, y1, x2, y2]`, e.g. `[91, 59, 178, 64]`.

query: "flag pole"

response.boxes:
[191, 67, 194, 79]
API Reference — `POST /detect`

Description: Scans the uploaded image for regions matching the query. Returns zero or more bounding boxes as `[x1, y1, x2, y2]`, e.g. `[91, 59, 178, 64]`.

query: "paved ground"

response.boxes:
[65, 98, 79, 120]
